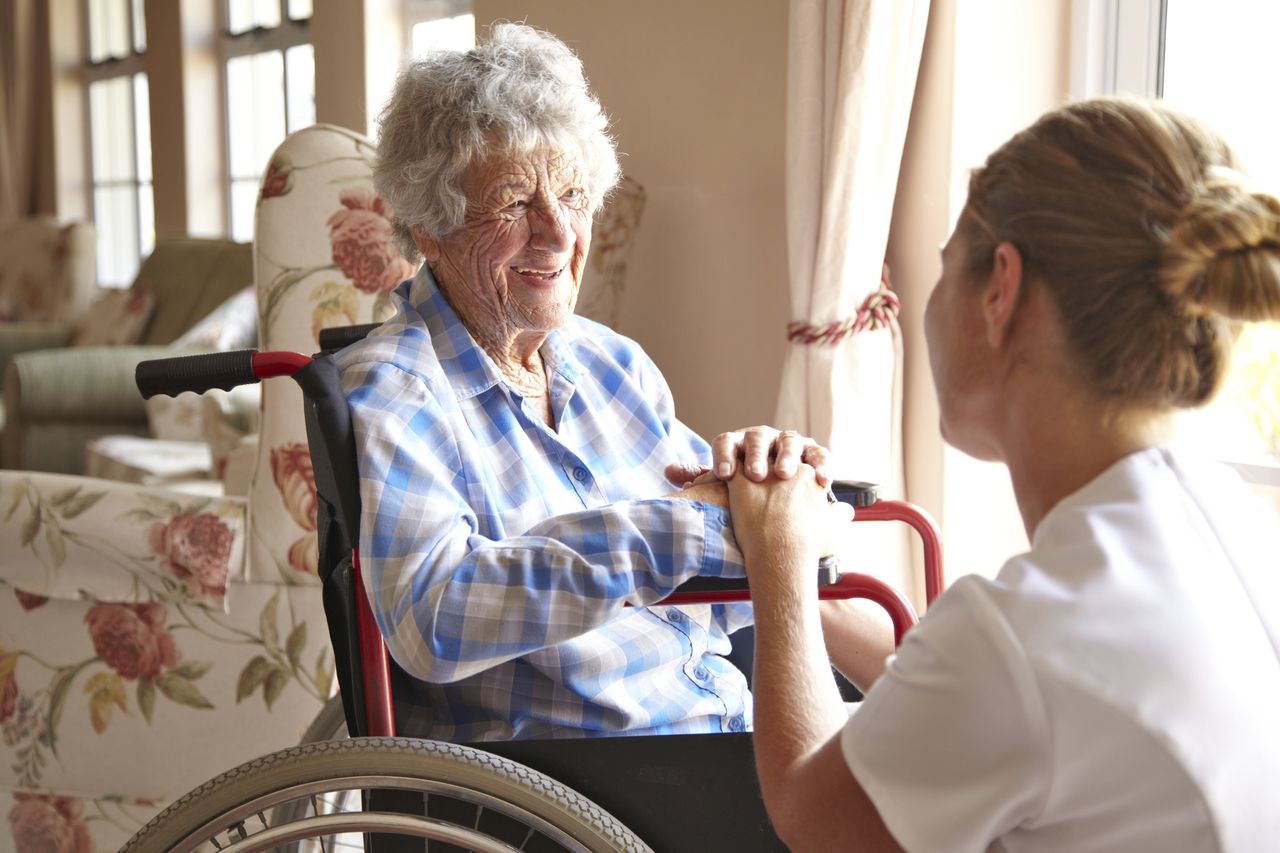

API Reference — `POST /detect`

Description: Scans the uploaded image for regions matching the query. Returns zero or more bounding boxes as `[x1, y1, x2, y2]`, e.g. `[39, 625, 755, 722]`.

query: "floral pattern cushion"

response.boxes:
[0, 219, 97, 325]
[170, 284, 258, 351]
[575, 175, 647, 330]
[248, 124, 419, 585]
[69, 285, 156, 347]
[0, 473, 243, 608]
[1, 582, 330, 848]
[142, 392, 207, 443]
[82, 435, 215, 489]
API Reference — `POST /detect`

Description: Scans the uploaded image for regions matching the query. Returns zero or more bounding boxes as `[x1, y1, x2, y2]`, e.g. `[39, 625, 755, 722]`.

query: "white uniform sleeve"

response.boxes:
[840, 578, 1051, 853]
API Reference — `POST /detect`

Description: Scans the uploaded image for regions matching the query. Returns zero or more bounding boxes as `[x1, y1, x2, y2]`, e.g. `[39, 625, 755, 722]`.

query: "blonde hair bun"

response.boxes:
[1162, 169, 1280, 322]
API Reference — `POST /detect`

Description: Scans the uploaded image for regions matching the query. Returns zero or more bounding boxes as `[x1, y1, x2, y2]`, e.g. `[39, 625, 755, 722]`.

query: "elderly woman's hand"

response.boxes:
[716, 426, 831, 484]
[665, 427, 832, 489]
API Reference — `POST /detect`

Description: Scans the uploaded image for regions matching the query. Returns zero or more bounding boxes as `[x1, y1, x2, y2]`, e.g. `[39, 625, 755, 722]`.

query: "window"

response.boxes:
[84, 0, 154, 286]
[405, 0, 474, 57]
[221, 0, 316, 242]
[1159, 0, 1280, 501]
[1076, 0, 1280, 503]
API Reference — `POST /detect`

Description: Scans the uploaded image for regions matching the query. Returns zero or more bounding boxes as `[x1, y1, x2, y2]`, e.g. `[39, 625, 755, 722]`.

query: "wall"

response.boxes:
[474, 1, 792, 440]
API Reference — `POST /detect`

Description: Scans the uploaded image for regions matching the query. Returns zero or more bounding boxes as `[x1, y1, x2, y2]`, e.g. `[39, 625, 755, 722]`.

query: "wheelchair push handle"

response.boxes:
[135, 350, 314, 399]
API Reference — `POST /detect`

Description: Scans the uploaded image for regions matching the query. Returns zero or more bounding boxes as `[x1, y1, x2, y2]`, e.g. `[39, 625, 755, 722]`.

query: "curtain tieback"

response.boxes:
[787, 264, 900, 346]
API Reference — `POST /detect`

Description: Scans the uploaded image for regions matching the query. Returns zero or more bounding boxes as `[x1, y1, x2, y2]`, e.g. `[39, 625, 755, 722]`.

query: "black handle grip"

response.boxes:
[135, 350, 259, 399]
[831, 480, 881, 507]
[318, 323, 380, 353]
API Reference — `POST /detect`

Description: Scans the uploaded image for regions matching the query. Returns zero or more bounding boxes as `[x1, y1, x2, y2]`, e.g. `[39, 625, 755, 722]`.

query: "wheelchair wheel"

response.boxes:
[121, 736, 652, 853]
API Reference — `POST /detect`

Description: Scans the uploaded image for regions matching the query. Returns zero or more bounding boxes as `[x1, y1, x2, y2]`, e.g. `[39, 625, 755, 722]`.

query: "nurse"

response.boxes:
[728, 97, 1280, 851]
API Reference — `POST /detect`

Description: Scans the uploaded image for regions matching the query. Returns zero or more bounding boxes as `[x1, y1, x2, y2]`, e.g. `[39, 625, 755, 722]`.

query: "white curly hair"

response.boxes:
[373, 22, 622, 262]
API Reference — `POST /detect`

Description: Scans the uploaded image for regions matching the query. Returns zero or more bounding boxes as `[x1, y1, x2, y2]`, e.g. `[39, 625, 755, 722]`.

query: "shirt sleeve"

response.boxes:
[345, 358, 746, 684]
[840, 579, 1050, 853]
[626, 344, 757, 636]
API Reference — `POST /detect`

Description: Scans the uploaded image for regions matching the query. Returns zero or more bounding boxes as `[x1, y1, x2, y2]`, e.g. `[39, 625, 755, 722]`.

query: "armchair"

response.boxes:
[0, 123, 400, 852]
[1, 238, 252, 474]
[0, 218, 97, 330]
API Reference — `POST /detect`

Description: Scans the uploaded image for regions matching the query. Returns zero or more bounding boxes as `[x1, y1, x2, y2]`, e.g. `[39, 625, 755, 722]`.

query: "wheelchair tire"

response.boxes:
[121, 736, 652, 853]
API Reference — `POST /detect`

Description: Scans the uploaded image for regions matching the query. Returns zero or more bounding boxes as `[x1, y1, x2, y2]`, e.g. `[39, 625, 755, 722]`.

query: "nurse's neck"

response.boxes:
[1001, 386, 1174, 540]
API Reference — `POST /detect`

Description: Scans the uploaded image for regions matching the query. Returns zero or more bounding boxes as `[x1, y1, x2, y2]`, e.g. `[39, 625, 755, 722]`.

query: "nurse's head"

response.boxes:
[926, 96, 1280, 458]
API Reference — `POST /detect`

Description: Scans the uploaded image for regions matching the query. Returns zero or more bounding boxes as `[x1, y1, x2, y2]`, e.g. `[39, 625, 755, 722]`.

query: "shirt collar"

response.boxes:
[406, 265, 580, 399]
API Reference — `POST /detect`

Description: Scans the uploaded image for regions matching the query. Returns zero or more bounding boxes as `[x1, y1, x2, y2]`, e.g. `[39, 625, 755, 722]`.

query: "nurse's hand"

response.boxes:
[726, 464, 852, 583]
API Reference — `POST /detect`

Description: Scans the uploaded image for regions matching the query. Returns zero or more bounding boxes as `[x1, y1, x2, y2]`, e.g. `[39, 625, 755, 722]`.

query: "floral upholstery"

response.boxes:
[68, 284, 156, 347]
[0, 123, 405, 852]
[246, 124, 415, 584]
[0, 219, 96, 326]
[576, 175, 647, 330]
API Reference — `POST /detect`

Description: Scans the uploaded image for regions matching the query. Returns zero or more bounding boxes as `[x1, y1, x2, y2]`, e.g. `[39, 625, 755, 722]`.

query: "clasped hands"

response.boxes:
[665, 427, 853, 579]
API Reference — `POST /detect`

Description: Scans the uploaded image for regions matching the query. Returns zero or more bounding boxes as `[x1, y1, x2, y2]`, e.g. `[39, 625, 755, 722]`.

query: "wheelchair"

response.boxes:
[121, 326, 944, 852]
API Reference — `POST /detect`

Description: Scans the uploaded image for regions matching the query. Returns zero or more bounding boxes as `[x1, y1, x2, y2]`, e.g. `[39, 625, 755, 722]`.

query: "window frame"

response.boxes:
[1072, 0, 1280, 494]
[1068, 0, 1166, 99]
[218, 0, 312, 239]
[403, 0, 474, 57]
[81, 0, 153, 286]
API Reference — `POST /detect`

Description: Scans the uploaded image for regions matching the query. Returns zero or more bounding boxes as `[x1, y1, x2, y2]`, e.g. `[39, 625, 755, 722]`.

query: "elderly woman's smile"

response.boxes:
[414, 148, 593, 344]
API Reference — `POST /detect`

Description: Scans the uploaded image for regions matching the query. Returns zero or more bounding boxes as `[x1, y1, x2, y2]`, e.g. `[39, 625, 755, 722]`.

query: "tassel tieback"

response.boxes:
[787, 264, 900, 346]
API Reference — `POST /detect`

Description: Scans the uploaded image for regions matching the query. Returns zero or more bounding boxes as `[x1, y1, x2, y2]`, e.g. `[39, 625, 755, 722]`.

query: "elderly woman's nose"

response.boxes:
[528, 201, 574, 251]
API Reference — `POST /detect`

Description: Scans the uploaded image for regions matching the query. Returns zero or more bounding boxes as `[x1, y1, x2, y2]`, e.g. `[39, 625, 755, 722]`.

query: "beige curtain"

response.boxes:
[777, 0, 930, 594]
[0, 0, 44, 222]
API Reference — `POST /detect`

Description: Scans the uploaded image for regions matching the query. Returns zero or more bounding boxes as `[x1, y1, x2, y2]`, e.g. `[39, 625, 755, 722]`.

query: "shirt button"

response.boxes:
[572, 466, 589, 483]
[693, 665, 710, 681]
[728, 716, 745, 732]
[666, 608, 685, 623]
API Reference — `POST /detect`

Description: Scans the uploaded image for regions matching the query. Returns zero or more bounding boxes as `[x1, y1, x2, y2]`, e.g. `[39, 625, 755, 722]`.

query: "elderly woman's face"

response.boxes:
[418, 147, 593, 341]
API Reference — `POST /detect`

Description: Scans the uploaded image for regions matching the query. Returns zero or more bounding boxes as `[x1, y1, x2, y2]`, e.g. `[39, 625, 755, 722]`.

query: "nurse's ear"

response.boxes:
[411, 226, 442, 265]
[981, 241, 1025, 349]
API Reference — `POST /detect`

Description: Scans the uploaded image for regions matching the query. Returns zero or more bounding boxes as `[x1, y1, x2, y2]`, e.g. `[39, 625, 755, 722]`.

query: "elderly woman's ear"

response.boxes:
[411, 226, 442, 265]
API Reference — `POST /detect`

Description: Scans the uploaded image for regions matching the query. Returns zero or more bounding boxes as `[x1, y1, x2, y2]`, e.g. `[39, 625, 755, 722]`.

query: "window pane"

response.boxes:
[226, 51, 286, 179]
[229, 179, 260, 243]
[89, 77, 136, 182]
[285, 44, 316, 132]
[1163, 0, 1280, 476]
[287, 0, 312, 21]
[133, 73, 152, 182]
[130, 0, 146, 52]
[411, 13, 476, 57]
[138, 183, 155, 258]
[93, 186, 140, 287]
[87, 0, 131, 62]
[227, 0, 282, 35]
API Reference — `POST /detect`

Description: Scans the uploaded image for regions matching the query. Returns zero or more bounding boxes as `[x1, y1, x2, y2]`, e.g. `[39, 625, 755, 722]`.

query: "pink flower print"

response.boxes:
[272, 442, 318, 532]
[287, 534, 318, 577]
[0, 654, 16, 723]
[84, 603, 179, 681]
[260, 155, 294, 201]
[148, 511, 234, 600]
[7, 794, 92, 853]
[14, 589, 48, 611]
[326, 188, 416, 294]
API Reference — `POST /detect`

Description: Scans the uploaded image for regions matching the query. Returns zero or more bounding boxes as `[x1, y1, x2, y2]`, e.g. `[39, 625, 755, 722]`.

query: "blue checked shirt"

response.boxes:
[338, 268, 754, 742]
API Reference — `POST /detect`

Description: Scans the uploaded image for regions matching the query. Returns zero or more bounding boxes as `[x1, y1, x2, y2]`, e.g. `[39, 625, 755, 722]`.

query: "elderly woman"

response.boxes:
[730, 97, 1280, 851]
[338, 23, 829, 742]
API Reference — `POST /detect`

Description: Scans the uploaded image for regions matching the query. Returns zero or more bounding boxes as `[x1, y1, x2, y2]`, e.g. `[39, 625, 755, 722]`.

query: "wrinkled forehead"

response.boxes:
[462, 142, 587, 197]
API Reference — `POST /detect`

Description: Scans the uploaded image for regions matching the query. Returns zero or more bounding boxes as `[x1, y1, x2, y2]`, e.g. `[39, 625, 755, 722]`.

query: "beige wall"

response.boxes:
[475, 1, 792, 440]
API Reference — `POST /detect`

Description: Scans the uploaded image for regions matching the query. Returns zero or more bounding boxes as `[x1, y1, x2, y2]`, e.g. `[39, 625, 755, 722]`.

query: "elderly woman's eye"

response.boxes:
[561, 188, 586, 204]
[504, 198, 530, 211]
